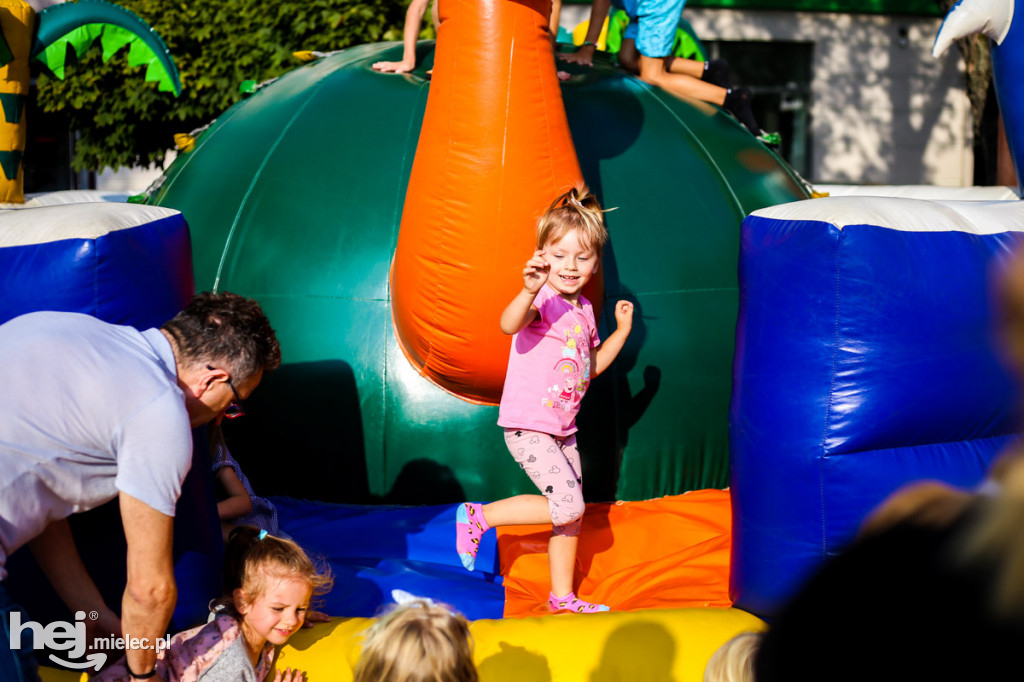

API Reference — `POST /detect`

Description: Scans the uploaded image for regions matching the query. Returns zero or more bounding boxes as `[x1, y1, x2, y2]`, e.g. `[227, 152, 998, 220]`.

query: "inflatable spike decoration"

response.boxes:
[934, 0, 1023, 196]
[0, 0, 180, 203]
[293, 50, 333, 62]
[32, 0, 181, 95]
[173, 133, 195, 153]
[390, 0, 596, 405]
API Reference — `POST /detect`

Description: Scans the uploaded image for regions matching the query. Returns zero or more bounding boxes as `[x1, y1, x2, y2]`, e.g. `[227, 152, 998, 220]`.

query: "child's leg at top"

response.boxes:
[634, 0, 724, 106]
[634, 0, 760, 133]
[664, 56, 701, 78]
[638, 55, 760, 134]
[618, 38, 640, 73]
[639, 54, 724, 103]
[664, 55, 731, 87]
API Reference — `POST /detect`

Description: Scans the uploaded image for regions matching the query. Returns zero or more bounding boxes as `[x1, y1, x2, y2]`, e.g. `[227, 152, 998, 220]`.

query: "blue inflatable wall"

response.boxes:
[0, 200, 217, 631]
[0, 202, 193, 327]
[730, 196, 1024, 616]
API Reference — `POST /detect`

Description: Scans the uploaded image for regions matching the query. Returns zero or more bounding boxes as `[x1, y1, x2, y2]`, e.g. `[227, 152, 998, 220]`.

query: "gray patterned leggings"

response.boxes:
[503, 428, 584, 536]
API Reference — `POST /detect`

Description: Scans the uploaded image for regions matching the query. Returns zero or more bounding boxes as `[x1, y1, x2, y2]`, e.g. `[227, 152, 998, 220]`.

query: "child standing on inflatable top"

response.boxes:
[97, 527, 332, 681]
[456, 185, 634, 613]
[561, 0, 777, 146]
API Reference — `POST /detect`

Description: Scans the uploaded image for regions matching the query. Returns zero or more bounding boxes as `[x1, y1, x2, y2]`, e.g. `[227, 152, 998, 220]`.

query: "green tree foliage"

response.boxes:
[35, 0, 422, 171]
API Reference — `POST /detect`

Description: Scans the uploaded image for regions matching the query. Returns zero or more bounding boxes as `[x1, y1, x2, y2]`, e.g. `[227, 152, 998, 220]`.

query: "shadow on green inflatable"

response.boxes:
[147, 41, 807, 506]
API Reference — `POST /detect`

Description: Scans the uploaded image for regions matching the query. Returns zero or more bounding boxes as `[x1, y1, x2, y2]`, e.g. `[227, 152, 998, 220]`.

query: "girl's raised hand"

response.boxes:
[614, 300, 634, 331]
[523, 250, 550, 294]
[273, 667, 306, 682]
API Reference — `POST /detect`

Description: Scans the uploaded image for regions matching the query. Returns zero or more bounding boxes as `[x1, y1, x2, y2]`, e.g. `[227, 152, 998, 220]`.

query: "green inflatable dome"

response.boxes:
[148, 42, 807, 505]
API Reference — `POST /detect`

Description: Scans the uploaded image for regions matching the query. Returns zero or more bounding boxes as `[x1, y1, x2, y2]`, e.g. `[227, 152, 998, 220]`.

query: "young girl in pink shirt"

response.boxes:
[456, 185, 634, 613]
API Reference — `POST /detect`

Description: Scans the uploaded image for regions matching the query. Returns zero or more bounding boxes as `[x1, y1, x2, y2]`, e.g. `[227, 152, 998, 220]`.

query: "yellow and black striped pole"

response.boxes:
[0, 0, 34, 203]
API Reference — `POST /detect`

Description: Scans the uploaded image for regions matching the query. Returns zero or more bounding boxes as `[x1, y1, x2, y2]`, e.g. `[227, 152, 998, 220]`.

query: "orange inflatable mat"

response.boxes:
[499, 489, 733, 617]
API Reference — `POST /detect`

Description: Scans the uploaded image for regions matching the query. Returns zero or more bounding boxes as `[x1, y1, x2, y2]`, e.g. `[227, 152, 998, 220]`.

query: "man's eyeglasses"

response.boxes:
[208, 365, 245, 419]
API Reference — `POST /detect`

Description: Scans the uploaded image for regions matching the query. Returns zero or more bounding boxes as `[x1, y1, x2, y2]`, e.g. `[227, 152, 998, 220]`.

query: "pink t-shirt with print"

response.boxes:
[498, 283, 600, 436]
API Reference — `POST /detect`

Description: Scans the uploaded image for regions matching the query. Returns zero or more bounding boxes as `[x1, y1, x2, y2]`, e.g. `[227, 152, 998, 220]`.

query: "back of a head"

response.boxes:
[959, 455, 1024, 620]
[994, 245, 1024, 380]
[704, 632, 761, 682]
[756, 510, 1024, 681]
[161, 291, 281, 382]
[353, 600, 478, 682]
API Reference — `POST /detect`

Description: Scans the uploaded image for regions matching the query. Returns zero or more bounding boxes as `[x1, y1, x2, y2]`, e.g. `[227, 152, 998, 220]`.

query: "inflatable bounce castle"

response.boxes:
[6, 0, 1024, 679]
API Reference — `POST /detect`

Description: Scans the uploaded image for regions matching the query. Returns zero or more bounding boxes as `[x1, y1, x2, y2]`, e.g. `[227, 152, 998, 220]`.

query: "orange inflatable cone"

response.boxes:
[391, 0, 596, 405]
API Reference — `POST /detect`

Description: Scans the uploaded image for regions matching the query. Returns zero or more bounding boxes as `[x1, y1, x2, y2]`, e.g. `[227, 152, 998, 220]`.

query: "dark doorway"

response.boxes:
[704, 39, 813, 177]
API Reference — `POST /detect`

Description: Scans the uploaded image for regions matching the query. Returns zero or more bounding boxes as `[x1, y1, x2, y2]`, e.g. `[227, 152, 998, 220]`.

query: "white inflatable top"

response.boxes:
[0, 202, 182, 247]
[0, 190, 136, 208]
[751, 195, 1024, 235]
[813, 184, 1019, 201]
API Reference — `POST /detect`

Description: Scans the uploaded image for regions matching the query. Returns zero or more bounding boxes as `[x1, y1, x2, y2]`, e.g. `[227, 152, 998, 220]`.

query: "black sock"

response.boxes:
[702, 58, 730, 88]
[723, 86, 760, 135]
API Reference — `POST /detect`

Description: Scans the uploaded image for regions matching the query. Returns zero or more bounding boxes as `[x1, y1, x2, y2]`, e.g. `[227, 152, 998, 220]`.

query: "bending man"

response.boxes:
[0, 292, 281, 681]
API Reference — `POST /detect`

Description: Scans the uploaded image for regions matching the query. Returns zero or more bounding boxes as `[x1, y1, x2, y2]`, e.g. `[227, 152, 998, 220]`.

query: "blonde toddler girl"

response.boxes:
[456, 185, 634, 613]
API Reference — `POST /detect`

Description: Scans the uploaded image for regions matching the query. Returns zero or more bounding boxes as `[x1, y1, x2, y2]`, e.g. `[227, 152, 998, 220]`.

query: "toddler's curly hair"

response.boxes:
[536, 184, 610, 253]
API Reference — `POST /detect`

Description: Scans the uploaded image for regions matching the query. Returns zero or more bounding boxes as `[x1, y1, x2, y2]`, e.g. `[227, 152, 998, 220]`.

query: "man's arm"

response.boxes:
[29, 519, 121, 643]
[120, 492, 176, 680]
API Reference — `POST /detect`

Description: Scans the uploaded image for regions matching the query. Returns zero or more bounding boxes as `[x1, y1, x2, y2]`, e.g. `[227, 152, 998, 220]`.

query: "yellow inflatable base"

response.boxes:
[282, 607, 765, 681]
[40, 607, 764, 682]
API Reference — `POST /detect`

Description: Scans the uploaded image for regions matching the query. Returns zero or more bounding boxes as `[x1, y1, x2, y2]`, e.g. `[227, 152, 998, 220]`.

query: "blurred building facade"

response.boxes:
[561, 0, 972, 186]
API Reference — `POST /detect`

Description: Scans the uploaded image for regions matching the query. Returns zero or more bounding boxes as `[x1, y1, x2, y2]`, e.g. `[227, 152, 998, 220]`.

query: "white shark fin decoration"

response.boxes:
[933, 0, 1015, 57]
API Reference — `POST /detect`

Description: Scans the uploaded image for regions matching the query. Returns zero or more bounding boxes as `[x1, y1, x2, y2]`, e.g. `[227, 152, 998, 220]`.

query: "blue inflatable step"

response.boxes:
[274, 497, 504, 620]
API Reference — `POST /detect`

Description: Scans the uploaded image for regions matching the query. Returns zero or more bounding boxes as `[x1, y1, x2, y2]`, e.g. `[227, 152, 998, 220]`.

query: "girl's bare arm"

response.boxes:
[592, 300, 634, 375]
